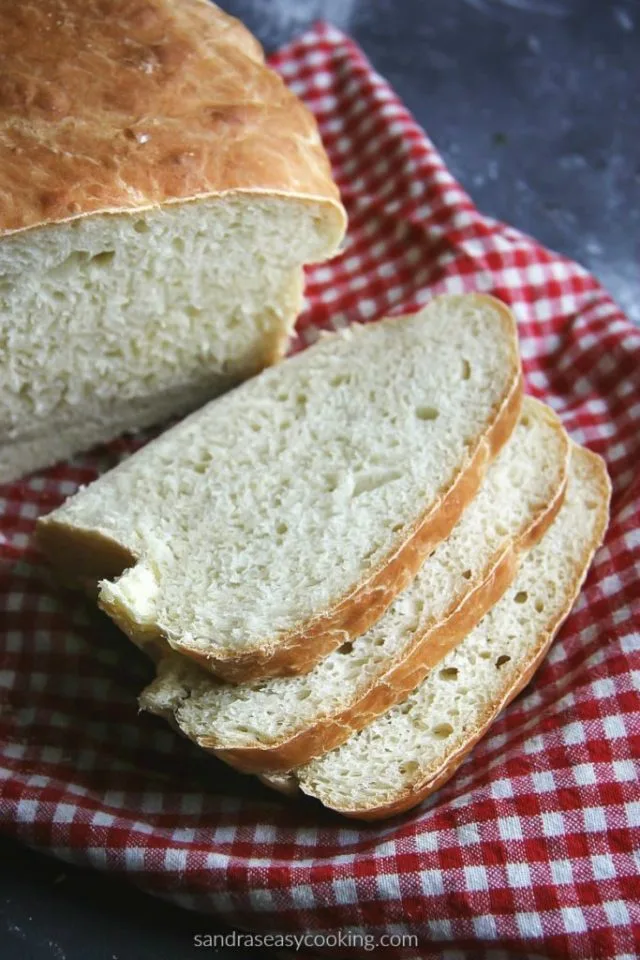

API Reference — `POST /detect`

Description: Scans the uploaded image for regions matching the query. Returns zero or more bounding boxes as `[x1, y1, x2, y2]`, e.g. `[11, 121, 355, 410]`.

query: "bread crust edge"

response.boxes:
[37, 296, 522, 683]
[194, 400, 569, 770]
[305, 445, 611, 821]
[167, 296, 524, 680]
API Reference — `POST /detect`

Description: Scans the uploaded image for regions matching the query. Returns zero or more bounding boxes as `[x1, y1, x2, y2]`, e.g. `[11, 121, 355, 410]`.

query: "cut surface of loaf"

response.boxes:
[268, 444, 610, 819]
[38, 294, 522, 681]
[140, 397, 568, 771]
[0, 0, 345, 482]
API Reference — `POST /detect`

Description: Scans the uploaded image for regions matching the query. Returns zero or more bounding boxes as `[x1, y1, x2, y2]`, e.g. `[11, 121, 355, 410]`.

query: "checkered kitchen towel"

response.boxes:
[1, 23, 639, 960]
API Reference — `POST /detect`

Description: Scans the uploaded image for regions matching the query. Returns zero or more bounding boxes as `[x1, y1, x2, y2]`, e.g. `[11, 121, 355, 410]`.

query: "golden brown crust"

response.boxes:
[37, 296, 522, 683]
[201, 404, 568, 771]
[124, 364, 521, 681]
[324, 446, 611, 821]
[158, 298, 523, 681]
[209, 550, 524, 770]
[0, 0, 345, 237]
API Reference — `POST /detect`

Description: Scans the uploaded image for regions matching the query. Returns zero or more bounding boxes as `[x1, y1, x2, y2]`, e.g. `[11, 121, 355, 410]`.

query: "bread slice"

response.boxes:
[140, 397, 568, 771]
[264, 444, 610, 819]
[37, 294, 522, 682]
[0, 0, 345, 482]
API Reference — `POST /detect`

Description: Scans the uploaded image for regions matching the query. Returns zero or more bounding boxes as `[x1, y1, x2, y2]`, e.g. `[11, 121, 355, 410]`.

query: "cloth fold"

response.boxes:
[1, 23, 638, 960]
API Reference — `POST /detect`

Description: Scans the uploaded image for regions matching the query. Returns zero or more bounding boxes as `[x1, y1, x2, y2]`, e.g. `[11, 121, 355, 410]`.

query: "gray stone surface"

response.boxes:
[234, 0, 640, 322]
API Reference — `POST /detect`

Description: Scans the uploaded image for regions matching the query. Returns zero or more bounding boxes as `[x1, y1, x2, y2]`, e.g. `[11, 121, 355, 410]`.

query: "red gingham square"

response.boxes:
[1, 24, 639, 960]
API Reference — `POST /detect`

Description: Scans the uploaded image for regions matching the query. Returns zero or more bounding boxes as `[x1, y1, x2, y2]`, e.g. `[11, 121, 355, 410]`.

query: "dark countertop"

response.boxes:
[235, 0, 639, 324]
[3, 2, 638, 958]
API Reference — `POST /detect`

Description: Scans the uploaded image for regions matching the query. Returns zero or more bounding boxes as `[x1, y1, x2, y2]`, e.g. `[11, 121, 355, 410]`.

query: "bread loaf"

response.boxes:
[37, 295, 522, 682]
[139, 398, 568, 772]
[266, 445, 610, 819]
[0, 0, 346, 482]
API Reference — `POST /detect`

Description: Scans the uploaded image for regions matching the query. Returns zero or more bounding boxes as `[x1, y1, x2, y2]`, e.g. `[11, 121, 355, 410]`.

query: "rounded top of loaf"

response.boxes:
[0, 0, 346, 239]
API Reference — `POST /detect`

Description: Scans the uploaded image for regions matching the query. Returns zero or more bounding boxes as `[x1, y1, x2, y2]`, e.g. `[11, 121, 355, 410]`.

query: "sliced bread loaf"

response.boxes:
[264, 444, 610, 819]
[0, 0, 345, 482]
[140, 397, 568, 771]
[37, 295, 522, 682]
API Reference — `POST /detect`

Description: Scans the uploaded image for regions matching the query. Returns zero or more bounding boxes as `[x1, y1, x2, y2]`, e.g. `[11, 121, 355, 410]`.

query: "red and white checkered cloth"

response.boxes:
[1, 23, 639, 960]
